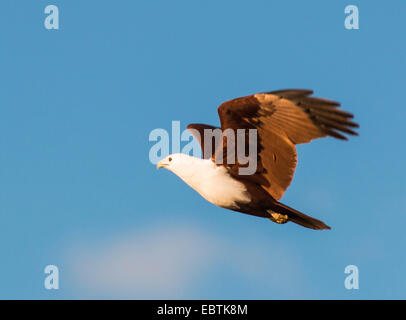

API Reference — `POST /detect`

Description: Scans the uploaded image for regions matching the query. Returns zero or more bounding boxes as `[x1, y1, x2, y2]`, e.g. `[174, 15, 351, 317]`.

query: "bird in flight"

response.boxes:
[157, 89, 358, 230]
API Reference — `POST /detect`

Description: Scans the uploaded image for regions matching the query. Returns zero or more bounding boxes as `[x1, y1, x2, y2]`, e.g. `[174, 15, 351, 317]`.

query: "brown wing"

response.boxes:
[215, 89, 359, 200]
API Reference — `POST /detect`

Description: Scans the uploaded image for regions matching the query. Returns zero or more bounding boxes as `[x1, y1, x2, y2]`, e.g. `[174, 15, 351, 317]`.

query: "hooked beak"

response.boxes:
[157, 160, 167, 169]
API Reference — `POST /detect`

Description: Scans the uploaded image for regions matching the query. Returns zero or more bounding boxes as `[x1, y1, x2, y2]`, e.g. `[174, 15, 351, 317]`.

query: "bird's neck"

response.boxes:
[169, 157, 251, 208]
[171, 157, 214, 188]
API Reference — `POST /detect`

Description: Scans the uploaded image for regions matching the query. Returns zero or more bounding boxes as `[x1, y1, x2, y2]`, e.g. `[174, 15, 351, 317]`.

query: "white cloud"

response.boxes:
[66, 225, 219, 298]
[65, 223, 310, 299]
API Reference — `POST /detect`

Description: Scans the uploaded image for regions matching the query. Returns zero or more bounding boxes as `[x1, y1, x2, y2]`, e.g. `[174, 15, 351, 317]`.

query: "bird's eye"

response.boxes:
[168, 157, 172, 162]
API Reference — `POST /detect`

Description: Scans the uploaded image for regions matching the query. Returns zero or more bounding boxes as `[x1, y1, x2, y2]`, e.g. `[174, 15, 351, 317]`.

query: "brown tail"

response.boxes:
[272, 201, 331, 230]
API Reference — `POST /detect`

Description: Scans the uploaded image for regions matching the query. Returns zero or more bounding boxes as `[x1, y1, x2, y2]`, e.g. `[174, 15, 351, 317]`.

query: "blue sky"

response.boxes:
[0, 0, 405, 299]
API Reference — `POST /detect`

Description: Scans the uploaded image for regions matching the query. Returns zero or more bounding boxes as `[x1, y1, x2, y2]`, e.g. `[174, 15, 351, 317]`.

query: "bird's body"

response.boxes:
[157, 89, 359, 230]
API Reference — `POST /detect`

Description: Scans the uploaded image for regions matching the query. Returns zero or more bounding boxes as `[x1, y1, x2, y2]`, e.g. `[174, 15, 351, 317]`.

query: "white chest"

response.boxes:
[172, 160, 252, 209]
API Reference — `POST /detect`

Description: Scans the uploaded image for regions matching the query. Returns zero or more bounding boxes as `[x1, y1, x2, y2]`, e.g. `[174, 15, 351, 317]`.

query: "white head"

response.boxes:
[157, 153, 203, 178]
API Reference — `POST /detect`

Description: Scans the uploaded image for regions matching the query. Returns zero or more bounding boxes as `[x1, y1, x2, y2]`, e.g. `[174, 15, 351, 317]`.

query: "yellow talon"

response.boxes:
[270, 212, 289, 224]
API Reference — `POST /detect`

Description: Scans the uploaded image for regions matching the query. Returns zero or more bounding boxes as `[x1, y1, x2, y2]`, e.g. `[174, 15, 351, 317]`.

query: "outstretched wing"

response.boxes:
[214, 89, 359, 200]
